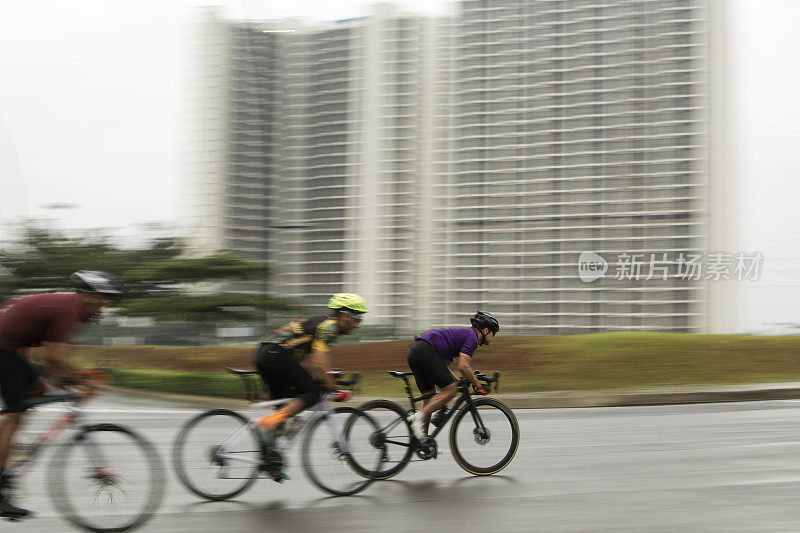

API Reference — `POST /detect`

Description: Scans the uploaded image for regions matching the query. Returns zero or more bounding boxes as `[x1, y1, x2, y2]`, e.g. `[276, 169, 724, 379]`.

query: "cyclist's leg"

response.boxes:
[254, 344, 320, 430]
[421, 383, 457, 419]
[0, 351, 38, 516]
[271, 363, 321, 426]
[0, 351, 40, 468]
[406, 341, 456, 436]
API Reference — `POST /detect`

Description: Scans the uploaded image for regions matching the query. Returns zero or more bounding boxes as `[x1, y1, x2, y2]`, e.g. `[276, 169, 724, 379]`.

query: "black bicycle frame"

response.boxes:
[426, 392, 478, 440]
[391, 375, 489, 444]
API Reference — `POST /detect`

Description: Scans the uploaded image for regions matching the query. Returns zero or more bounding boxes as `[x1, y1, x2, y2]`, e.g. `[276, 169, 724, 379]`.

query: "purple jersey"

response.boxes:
[414, 328, 479, 361]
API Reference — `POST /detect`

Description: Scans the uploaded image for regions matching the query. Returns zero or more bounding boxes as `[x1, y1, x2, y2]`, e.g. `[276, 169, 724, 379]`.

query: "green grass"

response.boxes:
[112, 369, 249, 399]
[510, 332, 800, 391]
[75, 332, 800, 399]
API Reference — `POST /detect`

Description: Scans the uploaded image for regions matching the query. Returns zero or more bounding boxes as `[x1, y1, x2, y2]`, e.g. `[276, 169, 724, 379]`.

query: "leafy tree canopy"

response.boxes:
[0, 222, 290, 322]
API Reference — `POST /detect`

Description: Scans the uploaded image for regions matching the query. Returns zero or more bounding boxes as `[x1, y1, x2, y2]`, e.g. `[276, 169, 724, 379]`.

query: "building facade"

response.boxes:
[434, 0, 726, 333]
[270, 7, 444, 326]
[184, 0, 730, 333]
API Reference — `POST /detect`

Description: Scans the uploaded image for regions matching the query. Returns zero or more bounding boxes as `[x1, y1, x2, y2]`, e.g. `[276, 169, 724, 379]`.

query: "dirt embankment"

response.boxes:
[75, 337, 541, 374]
[75, 333, 800, 394]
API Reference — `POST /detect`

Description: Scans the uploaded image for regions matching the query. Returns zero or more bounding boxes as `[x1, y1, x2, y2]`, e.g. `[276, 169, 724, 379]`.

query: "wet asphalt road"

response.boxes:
[9, 392, 800, 532]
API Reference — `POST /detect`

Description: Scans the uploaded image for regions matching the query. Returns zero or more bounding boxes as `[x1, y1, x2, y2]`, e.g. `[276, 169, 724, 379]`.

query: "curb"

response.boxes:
[110, 382, 800, 410]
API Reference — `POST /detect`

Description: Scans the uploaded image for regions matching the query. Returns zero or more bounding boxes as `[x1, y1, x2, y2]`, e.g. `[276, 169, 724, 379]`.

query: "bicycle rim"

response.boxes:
[301, 407, 382, 496]
[173, 409, 261, 501]
[356, 399, 413, 480]
[49, 424, 164, 533]
[449, 398, 519, 476]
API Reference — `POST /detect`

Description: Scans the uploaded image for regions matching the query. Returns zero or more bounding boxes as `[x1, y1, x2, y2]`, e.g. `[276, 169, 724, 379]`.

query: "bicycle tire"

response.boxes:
[449, 397, 519, 476]
[301, 406, 382, 496]
[49, 423, 164, 533]
[356, 399, 414, 479]
[173, 409, 261, 501]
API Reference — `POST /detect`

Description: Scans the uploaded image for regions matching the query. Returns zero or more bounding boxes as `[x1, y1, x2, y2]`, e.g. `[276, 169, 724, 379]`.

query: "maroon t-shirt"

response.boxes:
[0, 293, 90, 352]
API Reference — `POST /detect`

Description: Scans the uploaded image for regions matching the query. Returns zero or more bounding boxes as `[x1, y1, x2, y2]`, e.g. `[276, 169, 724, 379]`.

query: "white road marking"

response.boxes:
[35, 407, 199, 414]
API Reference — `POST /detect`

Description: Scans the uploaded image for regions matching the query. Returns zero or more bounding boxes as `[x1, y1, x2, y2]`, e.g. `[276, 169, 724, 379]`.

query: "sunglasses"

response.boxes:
[342, 311, 363, 323]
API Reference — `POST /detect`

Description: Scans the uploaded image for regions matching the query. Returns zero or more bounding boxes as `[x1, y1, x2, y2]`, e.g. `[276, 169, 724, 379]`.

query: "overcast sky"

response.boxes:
[1, 0, 799, 332]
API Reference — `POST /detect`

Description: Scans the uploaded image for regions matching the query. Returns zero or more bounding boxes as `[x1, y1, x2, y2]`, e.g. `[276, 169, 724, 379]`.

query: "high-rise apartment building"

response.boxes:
[435, 0, 728, 333]
[271, 7, 444, 326]
[184, 0, 730, 333]
[183, 11, 281, 265]
[186, 6, 446, 324]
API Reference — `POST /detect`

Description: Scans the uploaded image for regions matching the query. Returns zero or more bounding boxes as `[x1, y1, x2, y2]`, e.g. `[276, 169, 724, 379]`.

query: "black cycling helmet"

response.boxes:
[71, 270, 124, 297]
[470, 310, 499, 334]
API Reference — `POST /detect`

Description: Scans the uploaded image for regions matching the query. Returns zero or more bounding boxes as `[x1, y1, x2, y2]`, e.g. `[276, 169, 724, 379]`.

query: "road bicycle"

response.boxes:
[172, 367, 383, 499]
[0, 370, 164, 532]
[357, 370, 519, 479]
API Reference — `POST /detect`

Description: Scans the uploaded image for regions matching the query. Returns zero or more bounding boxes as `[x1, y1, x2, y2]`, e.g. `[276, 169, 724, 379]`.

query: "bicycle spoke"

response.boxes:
[449, 399, 519, 476]
[49, 424, 164, 532]
[356, 400, 414, 479]
[173, 409, 261, 501]
[302, 407, 382, 496]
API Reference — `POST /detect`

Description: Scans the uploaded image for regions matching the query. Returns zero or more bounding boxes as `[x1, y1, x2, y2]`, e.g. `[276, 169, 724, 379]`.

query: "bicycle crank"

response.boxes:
[414, 437, 438, 460]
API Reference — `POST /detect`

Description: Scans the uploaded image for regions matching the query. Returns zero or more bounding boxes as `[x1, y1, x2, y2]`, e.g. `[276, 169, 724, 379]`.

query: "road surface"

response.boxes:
[10, 392, 800, 532]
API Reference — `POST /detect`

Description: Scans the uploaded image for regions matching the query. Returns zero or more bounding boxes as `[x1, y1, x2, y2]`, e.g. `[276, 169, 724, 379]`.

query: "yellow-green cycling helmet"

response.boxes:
[328, 293, 368, 313]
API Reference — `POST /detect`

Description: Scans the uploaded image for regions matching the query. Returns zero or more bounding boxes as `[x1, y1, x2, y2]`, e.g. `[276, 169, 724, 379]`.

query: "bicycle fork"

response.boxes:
[324, 413, 350, 460]
[465, 400, 491, 442]
[75, 429, 120, 485]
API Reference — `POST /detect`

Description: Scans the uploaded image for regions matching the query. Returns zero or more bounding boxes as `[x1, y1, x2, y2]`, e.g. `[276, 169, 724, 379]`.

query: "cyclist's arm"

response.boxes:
[455, 353, 482, 390]
[304, 348, 337, 390]
[305, 319, 341, 390]
[39, 341, 76, 383]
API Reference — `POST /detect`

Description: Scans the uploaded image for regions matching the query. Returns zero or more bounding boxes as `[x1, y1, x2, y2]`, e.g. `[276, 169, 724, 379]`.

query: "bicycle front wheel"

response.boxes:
[449, 398, 519, 476]
[49, 423, 164, 533]
[173, 409, 262, 501]
[301, 407, 382, 496]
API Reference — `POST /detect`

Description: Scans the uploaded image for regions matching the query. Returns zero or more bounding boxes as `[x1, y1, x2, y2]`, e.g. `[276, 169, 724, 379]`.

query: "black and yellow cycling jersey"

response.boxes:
[260, 314, 341, 358]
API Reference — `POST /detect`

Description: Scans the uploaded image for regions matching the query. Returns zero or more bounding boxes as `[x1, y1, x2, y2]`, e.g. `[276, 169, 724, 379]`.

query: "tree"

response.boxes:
[0, 222, 292, 322]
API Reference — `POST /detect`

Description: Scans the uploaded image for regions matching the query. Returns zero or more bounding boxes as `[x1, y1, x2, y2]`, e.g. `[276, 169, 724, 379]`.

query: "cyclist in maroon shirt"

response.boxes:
[0, 271, 123, 518]
[405, 311, 499, 441]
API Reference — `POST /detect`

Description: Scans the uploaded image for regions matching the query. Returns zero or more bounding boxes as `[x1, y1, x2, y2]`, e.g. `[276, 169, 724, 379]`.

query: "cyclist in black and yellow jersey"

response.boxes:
[253, 293, 367, 432]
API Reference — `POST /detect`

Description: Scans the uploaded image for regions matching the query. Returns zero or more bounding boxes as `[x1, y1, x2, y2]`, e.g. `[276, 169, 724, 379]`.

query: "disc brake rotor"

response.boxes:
[473, 427, 491, 445]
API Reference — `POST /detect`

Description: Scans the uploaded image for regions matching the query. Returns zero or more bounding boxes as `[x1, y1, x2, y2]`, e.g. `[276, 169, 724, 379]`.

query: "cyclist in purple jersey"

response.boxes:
[406, 311, 499, 440]
[415, 328, 480, 361]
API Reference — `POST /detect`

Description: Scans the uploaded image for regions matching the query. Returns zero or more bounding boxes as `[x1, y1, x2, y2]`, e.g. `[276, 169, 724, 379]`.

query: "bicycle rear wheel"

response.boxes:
[356, 399, 413, 479]
[449, 398, 519, 476]
[49, 423, 164, 533]
[301, 407, 382, 496]
[173, 409, 262, 501]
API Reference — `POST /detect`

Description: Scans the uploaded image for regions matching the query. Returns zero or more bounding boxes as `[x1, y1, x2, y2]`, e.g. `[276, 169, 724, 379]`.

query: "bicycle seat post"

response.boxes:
[402, 375, 413, 402]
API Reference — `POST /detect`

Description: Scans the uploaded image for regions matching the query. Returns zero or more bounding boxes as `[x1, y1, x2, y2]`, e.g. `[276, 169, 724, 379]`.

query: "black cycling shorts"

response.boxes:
[0, 350, 40, 413]
[406, 339, 455, 393]
[254, 343, 322, 408]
